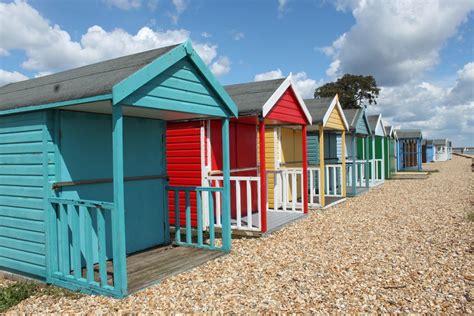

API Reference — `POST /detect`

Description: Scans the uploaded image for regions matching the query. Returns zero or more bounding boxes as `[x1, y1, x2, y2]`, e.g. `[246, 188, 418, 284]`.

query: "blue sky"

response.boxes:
[0, 0, 473, 145]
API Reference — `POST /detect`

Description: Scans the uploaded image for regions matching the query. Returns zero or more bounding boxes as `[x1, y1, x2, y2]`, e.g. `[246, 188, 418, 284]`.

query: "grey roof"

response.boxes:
[367, 114, 380, 133]
[0, 44, 179, 111]
[224, 78, 285, 115]
[384, 125, 393, 135]
[432, 139, 448, 145]
[304, 97, 333, 124]
[343, 108, 363, 130]
[395, 129, 422, 139]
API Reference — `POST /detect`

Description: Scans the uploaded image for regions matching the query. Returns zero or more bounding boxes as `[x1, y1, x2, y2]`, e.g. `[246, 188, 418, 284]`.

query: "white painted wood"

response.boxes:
[246, 180, 252, 229]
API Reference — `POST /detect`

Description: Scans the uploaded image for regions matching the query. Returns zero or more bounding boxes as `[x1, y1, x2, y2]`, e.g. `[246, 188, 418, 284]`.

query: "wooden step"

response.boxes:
[391, 172, 429, 180]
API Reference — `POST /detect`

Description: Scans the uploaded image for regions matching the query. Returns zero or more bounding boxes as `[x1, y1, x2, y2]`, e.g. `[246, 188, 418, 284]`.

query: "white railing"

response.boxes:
[325, 164, 343, 197]
[270, 168, 304, 213]
[369, 158, 384, 185]
[308, 167, 321, 207]
[207, 175, 261, 231]
[346, 160, 367, 188]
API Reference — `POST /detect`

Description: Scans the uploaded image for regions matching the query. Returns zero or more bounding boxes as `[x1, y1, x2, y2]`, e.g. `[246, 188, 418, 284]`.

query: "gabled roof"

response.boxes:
[384, 125, 394, 137]
[0, 42, 238, 118]
[224, 76, 312, 124]
[0, 45, 178, 111]
[225, 79, 285, 116]
[367, 114, 386, 136]
[394, 129, 422, 139]
[343, 108, 372, 135]
[304, 95, 348, 130]
[433, 139, 448, 146]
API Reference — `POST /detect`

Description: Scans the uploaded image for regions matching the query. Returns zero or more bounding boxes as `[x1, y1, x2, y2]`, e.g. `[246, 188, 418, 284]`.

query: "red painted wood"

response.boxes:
[259, 120, 267, 233]
[266, 88, 308, 124]
[302, 125, 308, 214]
[166, 121, 203, 227]
[210, 118, 258, 221]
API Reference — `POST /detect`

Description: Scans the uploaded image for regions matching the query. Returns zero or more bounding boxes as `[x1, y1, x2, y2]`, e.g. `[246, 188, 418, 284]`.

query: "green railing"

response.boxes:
[167, 186, 230, 252]
[49, 197, 124, 297]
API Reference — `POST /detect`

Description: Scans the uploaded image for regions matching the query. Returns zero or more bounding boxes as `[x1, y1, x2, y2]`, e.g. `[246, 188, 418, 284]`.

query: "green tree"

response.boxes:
[314, 74, 380, 109]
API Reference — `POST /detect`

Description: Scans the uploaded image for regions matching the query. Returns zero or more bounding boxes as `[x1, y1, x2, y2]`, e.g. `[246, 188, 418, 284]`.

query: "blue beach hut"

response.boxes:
[0, 42, 237, 297]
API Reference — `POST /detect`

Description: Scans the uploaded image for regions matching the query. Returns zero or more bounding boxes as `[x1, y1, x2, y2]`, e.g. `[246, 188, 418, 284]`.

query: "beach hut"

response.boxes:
[365, 114, 386, 186]
[384, 125, 396, 178]
[0, 42, 238, 298]
[422, 139, 435, 163]
[343, 108, 372, 196]
[167, 77, 312, 236]
[433, 139, 451, 161]
[395, 129, 423, 171]
[304, 96, 349, 208]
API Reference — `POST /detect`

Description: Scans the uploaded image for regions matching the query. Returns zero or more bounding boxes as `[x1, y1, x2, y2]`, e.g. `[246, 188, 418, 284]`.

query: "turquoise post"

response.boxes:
[112, 105, 128, 296]
[221, 118, 231, 252]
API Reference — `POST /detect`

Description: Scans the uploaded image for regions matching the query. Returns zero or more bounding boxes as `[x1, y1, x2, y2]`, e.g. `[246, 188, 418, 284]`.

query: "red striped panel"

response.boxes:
[266, 88, 308, 124]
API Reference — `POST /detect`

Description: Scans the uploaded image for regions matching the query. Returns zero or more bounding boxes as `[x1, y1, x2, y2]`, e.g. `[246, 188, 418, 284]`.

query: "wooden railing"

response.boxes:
[167, 186, 229, 251]
[369, 159, 384, 184]
[308, 167, 321, 207]
[49, 197, 121, 297]
[346, 160, 367, 188]
[274, 168, 304, 212]
[325, 164, 343, 197]
[207, 176, 261, 231]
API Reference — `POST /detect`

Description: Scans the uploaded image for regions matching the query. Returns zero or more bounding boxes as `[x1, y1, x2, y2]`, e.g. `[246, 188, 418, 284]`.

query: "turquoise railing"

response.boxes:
[49, 197, 123, 297]
[167, 186, 230, 252]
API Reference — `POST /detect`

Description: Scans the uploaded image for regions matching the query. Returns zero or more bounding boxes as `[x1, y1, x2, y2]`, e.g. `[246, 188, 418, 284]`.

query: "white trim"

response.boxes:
[321, 94, 350, 131]
[261, 76, 313, 125]
[372, 114, 385, 137]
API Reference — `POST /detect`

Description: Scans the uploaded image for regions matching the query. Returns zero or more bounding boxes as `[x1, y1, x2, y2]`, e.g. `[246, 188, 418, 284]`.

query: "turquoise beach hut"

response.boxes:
[0, 42, 237, 297]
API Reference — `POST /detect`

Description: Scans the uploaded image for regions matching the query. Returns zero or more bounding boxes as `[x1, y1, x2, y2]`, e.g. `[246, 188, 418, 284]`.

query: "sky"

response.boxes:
[0, 0, 473, 146]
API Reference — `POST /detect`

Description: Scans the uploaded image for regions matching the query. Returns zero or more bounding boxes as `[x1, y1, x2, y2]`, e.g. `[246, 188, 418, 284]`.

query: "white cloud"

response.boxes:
[368, 62, 474, 146]
[0, 0, 230, 76]
[170, 0, 187, 24]
[323, 0, 474, 86]
[0, 69, 28, 87]
[233, 32, 245, 41]
[254, 69, 323, 99]
[104, 0, 141, 10]
[210, 56, 231, 77]
[278, 0, 289, 15]
[254, 69, 284, 81]
[201, 32, 212, 38]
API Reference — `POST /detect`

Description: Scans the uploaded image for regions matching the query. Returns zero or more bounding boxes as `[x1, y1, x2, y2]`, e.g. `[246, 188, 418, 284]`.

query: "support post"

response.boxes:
[417, 139, 422, 171]
[351, 134, 356, 195]
[302, 125, 308, 214]
[372, 136, 375, 184]
[319, 126, 325, 207]
[365, 136, 370, 189]
[221, 118, 231, 252]
[341, 130, 346, 197]
[259, 119, 267, 233]
[381, 136, 385, 180]
[112, 105, 127, 295]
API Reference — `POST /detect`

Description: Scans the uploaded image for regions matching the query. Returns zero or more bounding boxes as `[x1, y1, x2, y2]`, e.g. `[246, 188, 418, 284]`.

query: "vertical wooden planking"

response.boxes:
[112, 104, 127, 295]
[196, 190, 203, 246]
[208, 192, 215, 248]
[215, 180, 221, 226]
[302, 125, 308, 214]
[246, 180, 252, 229]
[85, 207, 94, 283]
[185, 190, 191, 244]
[333, 167, 336, 195]
[282, 172, 288, 211]
[365, 136, 370, 188]
[258, 119, 267, 233]
[221, 117, 232, 252]
[71, 205, 81, 280]
[60, 203, 69, 275]
[341, 130, 346, 197]
[291, 172, 296, 211]
[235, 180, 241, 228]
[97, 208, 107, 287]
[319, 126, 325, 207]
[174, 191, 181, 243]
